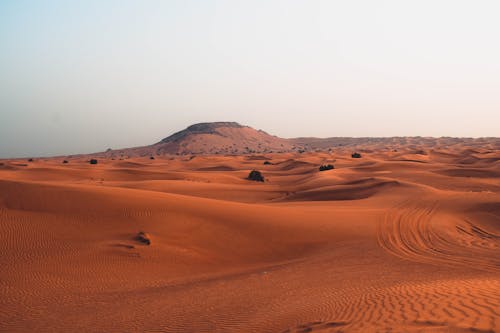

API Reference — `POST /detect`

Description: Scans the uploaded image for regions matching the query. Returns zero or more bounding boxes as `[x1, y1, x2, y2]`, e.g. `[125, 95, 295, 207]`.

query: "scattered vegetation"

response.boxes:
[247, 170, 265, 182]
[89, 159, 98, 164]
[352, 153, 362, 158]
[319, 164, 334, 171]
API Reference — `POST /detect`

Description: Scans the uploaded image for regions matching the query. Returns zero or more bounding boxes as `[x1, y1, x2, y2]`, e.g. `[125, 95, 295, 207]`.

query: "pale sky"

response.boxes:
[1, 0, 499, 158]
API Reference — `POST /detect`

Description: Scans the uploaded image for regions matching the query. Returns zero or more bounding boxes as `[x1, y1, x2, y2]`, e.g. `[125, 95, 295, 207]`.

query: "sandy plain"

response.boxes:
[0, 144, 499, 332]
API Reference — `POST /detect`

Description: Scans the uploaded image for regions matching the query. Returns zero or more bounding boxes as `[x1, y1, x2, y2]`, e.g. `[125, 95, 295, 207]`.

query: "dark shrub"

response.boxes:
[247, 170, 265, 182]
[319, 164, 334, 171]
[28, 158, 33, 162]
[263, 161, 272, 165]
[150, 156, 155, 160]
[351, 153, 362, 158]
[89, 159, 98, 164]
[62, 160, 68, 164]
[135, 231, 151, 245]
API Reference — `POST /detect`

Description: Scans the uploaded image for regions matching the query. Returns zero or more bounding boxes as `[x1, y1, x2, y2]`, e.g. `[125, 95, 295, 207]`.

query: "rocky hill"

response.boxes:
[87, 122, 500, 158]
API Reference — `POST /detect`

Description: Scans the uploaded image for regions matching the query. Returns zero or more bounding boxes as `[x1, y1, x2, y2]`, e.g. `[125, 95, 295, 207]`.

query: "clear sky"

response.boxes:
[1, 0, 499, 157]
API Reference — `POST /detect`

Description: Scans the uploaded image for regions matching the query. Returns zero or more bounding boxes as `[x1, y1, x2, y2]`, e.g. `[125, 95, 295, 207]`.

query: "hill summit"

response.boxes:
[97, 122, 294, 157]
[155, 122, 292, 155]
[161, 122, 244, 143]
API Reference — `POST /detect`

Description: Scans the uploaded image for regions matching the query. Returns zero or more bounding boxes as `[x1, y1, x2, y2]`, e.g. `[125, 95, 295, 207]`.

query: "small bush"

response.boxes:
[319, 164, 334, 171]
[28, 158, 34, 162]
[247, 170, 265, 182]
[62, 160, 68, 164]
[150, 156, 155, 160]
[89, 159, 98, 164]
[351, 153, 362, 158]
[263, 161, 272, 165]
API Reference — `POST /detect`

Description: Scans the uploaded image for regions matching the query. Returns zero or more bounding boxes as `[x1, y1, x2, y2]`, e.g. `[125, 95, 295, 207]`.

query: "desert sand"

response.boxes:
[1, 141, 499, 332]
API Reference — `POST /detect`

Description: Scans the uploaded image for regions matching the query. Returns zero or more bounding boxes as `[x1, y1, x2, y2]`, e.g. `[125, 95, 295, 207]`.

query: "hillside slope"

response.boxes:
[53, 122, 500, 159]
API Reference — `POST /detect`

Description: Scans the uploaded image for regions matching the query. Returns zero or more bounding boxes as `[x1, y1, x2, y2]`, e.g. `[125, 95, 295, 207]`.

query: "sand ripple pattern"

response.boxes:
[378, 200, 500, 273]
[283, 278, 499, 333]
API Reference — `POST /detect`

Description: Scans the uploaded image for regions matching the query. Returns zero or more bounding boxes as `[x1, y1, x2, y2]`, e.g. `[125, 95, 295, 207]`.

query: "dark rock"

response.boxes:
[28, 158, 34, 162]
[263, 161, 272, 165]
[247, 170, 265, 182]
[135, 231, 151, 245]
[89, 159, 98, 164]
[351, 153, 362, 158]
[319, 164, 334, 171]
[62, 160, 69, 164]
[150, 156, 155, 160]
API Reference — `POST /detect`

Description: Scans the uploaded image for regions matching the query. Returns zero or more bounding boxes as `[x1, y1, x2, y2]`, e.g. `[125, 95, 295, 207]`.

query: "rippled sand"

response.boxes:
[1, 145, 499, 332]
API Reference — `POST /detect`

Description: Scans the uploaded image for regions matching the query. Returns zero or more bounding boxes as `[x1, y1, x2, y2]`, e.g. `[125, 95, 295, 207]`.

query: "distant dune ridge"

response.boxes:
[72, 121, 500, 159]
[0, 122, 499, 332]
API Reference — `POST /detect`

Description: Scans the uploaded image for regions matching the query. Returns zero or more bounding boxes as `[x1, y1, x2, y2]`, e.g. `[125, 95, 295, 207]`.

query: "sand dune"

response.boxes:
[1, 143, 499, 332]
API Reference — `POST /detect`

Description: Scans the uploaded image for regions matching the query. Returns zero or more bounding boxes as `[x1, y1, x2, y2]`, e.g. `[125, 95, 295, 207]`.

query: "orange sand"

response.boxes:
[0, 145, 499, 332]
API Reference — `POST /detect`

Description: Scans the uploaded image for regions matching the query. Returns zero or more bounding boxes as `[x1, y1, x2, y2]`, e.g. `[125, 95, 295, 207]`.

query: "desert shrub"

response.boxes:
[62, 160, 68, 164]
[150, 156, 155, 160]
[319, 164, 334, 171]
[263, 161, 272, 165]
[247, 170, 265, 182]
[28, 158, 33, 162]
[351, 152, 362, 158]
[89, 159, 98, 164]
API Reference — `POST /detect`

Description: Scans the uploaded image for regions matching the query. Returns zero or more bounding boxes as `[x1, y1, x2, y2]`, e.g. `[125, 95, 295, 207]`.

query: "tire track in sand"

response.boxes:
[377, 199, 500, 272]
